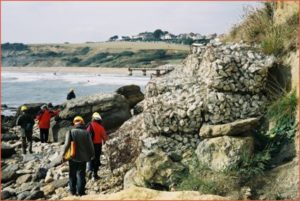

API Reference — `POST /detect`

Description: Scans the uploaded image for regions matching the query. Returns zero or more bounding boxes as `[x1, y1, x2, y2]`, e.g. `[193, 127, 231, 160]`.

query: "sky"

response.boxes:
[2, 1, 261, 44]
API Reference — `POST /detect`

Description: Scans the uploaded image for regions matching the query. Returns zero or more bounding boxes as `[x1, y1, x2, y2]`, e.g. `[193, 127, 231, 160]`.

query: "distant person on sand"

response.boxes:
[67, 88, 76, 100]
[61, 116, 94, 196]
[86, 112, 108, 180]
[16, 105, 35, 154]
[36, 104, 60, 143]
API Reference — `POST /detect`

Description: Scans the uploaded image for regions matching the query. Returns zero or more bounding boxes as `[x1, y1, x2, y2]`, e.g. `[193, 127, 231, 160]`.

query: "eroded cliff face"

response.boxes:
[102, 41, 299, 199]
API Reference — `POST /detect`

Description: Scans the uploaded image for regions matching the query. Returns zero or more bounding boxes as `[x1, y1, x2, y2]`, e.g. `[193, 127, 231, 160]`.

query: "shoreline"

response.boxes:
[2, 67, 129, 74]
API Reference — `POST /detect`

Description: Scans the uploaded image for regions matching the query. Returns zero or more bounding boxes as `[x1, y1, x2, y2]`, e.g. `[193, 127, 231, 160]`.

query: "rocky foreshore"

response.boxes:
[1, 41, 298, 200]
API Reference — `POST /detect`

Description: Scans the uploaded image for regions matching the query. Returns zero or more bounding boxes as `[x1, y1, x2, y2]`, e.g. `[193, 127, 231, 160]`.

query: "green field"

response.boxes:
[3, 41, 190, 68]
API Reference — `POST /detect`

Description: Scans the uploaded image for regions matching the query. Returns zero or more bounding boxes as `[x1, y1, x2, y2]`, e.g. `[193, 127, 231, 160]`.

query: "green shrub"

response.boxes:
[261, 26, 285, 56]
[226, 150, 271, 182]
[265, 90, 298, 154]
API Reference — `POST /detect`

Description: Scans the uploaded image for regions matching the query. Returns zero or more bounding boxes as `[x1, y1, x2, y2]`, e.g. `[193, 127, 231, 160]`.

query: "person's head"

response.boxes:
[41, 104, 48, 110]
[69, 88, 74, 93]
[21, 105, 28, 113]
[92, 112, 102, 121]
[73, 116, 84, 126]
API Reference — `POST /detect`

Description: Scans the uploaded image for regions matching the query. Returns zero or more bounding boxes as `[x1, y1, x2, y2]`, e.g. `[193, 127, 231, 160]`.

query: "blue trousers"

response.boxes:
[69, 160, 86, 195]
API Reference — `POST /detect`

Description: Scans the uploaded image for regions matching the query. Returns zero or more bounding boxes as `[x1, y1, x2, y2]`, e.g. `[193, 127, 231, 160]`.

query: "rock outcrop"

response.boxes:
[196, 136, 254, 171]
[116, 85, 144, 108]
[62, 186, 229, 200]
[58, 93, 131, 131]
[199, 118, 259, 138]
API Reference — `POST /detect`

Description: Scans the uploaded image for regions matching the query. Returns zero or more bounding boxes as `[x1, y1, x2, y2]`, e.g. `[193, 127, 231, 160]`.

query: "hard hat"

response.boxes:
[73, 116, 84, 124]
[21, 105, 28, 111]
[92, 112, 102, 120]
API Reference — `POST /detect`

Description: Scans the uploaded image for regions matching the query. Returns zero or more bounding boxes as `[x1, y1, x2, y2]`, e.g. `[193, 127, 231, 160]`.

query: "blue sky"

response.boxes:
[2, 1, 261, 44]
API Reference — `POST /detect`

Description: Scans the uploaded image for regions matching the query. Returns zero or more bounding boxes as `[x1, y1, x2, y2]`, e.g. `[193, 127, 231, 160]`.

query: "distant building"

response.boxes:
[161, 33, 176, 40]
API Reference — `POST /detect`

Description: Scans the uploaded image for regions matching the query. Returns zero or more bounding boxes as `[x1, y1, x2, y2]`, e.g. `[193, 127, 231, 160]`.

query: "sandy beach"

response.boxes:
[2, 67, 129, 74]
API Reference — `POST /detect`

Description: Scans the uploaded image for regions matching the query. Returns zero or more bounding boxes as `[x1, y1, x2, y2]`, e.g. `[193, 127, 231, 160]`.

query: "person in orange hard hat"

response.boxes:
[61, 116, 94, 196]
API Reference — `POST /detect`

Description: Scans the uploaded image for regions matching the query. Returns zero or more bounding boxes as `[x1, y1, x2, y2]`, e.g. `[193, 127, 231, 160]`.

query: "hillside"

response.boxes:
[2, 41, 189, 68]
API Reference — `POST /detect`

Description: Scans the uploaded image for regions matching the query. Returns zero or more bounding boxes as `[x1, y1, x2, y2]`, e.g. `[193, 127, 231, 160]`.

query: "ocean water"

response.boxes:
[2, 71, 150, 115]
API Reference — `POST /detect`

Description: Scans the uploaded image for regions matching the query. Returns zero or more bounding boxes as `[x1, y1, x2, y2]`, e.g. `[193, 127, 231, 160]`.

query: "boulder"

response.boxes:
[58, 93, 131, 131]
[2, 133, 19, 141]
[42, 178, 68, 195]
[133, 100, 144, 115]
[32, 168, 48, 181]
[1, 191, 14, 200]
[199, 118, 259, 138]
[132, 149, 186, 189]
[258, 160, 298, 200]
[63, 187, 229, 200]
[196, 136, 254, 171]
[16, 174, 32, 185]
[25, 190, 44, 200]
[2, 164, 19, 183]
[49, 120, 72, 142]
[116, 85, 144, 108]
[104, 114, 144, 170]
[17, 191, 31, 200]
[1, 144, 16, 158]
[1, 115, 16, 132]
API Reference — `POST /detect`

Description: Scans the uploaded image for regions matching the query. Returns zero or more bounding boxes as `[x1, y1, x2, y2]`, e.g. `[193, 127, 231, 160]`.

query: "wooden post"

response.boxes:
[128, 68, 132, 76]
[142, 69, 146, 76]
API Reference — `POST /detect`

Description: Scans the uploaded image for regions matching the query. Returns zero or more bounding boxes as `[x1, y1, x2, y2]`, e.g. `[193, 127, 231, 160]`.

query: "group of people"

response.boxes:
[16, 104, 60, 154]
[16, 89, 108, 196]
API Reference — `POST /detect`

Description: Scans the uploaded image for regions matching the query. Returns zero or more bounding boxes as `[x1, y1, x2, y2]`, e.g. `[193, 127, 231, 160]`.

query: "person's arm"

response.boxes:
[50, 109, 60, 117]
[101, 128, 109, 142]
[16, 115, 22, 126]
[61, 130, 71, 160]
[36, 111, 42, 121]
[86, 123, 94, 140]
[87, 132, 95, 160]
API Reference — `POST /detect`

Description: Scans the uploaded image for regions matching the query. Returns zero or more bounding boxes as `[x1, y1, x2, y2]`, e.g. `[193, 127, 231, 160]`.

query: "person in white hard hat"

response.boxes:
[86, 112, 108, 180]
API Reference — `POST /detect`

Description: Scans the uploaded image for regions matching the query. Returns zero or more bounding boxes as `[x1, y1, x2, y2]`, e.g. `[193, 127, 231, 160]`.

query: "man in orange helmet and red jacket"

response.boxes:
[86, 112, 108, 180]
[36, 104, 60, 143]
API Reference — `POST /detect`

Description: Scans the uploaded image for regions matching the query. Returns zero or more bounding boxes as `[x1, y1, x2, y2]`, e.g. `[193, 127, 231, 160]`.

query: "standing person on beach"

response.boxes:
[16, 105, 35, 154]
[86, 112, 108, 180]
[67, 88, 76, 100]
[36, 104, 60, 143]
[61, 116, 95, 196]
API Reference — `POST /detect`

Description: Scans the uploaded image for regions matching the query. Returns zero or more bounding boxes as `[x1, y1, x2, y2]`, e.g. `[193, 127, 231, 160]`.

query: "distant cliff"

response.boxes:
[1, 41, 189, 68]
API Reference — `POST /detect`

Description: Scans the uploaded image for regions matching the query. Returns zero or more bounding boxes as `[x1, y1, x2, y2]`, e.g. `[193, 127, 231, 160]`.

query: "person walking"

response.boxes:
[61, 116, 94, 196]
[16, 105, 35, 154]
[36, 104, 60, 143]
[67, 88, 76, 100]
[86, 112, 108, 180]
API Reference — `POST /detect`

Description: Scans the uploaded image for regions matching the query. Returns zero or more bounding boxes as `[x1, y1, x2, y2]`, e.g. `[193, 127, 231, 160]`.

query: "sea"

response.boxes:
[2, 71, 150, 116]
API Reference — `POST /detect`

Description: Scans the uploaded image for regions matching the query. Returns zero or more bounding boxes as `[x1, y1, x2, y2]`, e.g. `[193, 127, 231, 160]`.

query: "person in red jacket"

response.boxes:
[86, 112, 108, 180]
[36, 104, 60, 143]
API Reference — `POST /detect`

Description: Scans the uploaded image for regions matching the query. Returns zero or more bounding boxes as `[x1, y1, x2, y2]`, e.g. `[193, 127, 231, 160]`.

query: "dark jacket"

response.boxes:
[67, 91, 76, 100]
[62, 124, 95, 162]
[16, 112, 35, 133]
